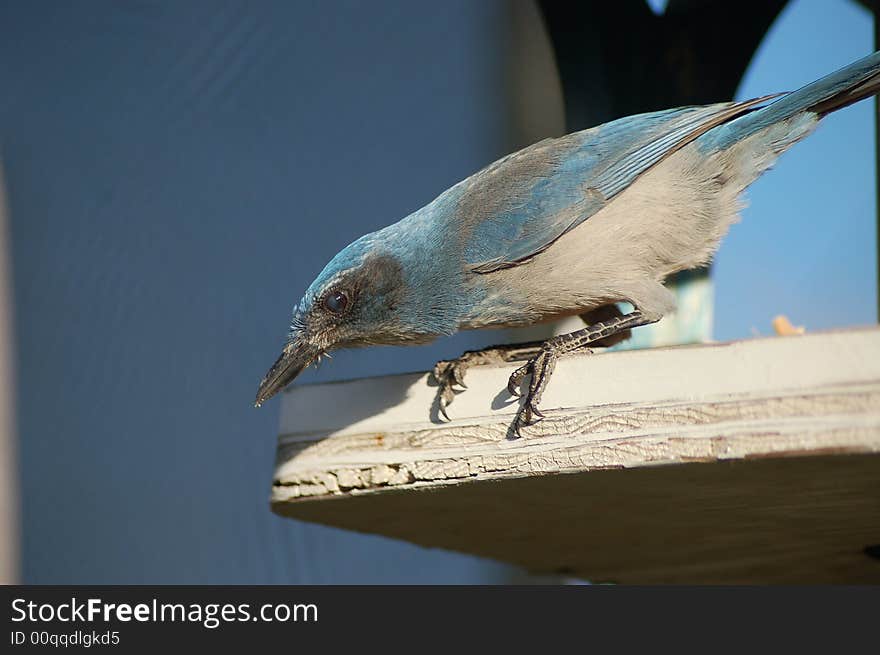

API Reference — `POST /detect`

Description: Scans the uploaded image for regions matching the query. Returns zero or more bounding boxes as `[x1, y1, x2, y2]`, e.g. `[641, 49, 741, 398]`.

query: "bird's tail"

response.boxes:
[701, 50, 880, 152]
[766, 50, 880, 118]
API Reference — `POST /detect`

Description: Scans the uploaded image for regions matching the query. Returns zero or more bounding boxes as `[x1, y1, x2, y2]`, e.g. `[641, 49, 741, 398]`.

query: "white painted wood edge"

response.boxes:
[272, 327, 880, 502]
[278, 326, 880, 437]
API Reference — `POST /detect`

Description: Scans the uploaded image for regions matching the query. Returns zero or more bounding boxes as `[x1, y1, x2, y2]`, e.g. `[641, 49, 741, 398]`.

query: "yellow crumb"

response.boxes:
[772, 315, 806, 336]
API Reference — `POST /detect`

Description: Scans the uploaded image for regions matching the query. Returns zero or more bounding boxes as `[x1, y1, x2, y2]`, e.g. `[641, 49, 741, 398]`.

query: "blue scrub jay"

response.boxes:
[257, 51, 880, 436]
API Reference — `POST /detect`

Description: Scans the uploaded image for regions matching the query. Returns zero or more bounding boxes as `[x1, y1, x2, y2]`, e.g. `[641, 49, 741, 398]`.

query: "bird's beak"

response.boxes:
[254, 336, 320, 407]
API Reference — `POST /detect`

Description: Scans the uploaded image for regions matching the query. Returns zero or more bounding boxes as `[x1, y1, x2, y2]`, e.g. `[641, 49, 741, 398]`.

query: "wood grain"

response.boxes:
[271, 327, 880, 583]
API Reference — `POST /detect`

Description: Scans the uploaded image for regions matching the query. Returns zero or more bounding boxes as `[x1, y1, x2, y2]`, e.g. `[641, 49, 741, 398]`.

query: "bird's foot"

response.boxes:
[433, 343, 544, 420]
[506, 308, 657, 436]
[432, 359, 466, 420]
[433, 349, 508, 420]
[434, 310, 653, 433]
[507, 346, 593, 437]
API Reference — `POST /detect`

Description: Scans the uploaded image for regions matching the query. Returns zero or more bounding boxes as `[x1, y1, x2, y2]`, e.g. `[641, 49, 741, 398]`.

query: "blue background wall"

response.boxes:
[0, 0, 874, 583]
[1, 0, 520, 584]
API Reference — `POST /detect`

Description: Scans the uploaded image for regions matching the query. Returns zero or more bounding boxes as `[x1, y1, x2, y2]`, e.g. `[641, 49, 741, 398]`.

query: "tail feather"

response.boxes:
[700, 50, 880, 152]
[763, 50, 880, 119]
[810, 69, 880, 116]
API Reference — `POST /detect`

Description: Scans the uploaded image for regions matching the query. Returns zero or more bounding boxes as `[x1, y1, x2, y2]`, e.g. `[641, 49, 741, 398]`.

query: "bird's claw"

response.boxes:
[513, 401, 545, 437]
[433, 346, 524, 419]
[506, 347, 558, 438]
[434, 362, 456, 421]
[434, 342, 578, 429]
[433, 354, 477, 420]
[452, 364, 467, 388]
[507, 363, 530, 396]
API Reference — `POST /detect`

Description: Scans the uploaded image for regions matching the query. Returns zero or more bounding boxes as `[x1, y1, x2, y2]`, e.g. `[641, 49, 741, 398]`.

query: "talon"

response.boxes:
[507, 364, 529, 396]
[513, 409, 534, 438]
[433, 342, 550, 424]
[438, 387, 455, 420]
[452, 365, 467, 388]
[510, 395, 547, 437]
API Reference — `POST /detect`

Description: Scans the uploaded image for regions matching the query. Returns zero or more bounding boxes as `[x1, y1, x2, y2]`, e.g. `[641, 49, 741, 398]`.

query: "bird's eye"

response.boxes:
[324, 290, 349, 314]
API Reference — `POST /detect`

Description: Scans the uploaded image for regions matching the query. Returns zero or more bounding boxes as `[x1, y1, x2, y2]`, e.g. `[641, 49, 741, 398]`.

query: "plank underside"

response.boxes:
[270, 327, 880, 583]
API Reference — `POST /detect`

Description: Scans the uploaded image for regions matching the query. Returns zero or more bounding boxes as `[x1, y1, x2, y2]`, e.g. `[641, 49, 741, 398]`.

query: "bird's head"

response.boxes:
[255, 236, 419, 406]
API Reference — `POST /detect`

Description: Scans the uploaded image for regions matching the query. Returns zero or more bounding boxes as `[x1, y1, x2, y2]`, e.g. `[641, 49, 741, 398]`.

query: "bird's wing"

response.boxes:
[462, 95, 779, 273]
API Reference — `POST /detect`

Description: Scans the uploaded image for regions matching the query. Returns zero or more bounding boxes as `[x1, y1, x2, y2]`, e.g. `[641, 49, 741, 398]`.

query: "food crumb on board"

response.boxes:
[772, 315, 805, 336]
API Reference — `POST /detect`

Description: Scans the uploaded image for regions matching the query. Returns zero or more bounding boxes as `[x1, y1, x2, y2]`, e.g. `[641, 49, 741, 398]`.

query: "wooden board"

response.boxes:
[270, 327, 880, 583]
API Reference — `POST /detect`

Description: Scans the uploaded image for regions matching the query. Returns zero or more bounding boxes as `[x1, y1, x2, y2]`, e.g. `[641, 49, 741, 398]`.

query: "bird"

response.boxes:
[256, 51, 880, 436]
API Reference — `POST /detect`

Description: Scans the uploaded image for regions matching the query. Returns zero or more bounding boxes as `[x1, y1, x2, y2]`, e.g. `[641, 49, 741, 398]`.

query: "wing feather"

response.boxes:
[464, 94, 780, 273]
